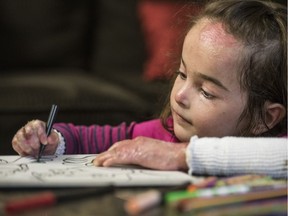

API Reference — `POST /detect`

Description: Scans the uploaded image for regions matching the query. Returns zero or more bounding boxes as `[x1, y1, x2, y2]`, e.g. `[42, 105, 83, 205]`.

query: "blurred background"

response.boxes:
[0, 0, 286, 154]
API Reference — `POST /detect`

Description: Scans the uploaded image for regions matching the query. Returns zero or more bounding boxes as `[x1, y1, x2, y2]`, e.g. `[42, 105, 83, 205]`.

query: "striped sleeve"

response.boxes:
[53, 122, 136, 154]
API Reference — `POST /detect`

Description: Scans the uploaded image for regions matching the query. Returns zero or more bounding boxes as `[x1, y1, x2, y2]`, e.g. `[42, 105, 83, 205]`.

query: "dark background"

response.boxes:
[0, 0, 286, 154]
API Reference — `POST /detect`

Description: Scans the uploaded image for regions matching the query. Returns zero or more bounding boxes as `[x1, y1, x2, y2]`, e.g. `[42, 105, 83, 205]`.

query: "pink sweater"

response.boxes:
[53, 119, 179, 154]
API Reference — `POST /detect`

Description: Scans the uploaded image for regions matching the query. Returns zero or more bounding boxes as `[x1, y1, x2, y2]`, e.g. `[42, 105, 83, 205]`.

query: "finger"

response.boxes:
[94, 140, 136, 167]
[102, 156, 131, 167]
[102, 158, 121, 167]
[13, 130, 34, 154]
[12, 136, 25, 156]
[22, 126, 29, 139]
[21, 122, 40, 148]
[14, 145, 31, 157]
[47, 130, 59, 145]
[94, 149, 120, 166]
[32, 120, 48, 145]
[17, 141, 34, 155]
[12, 120, 44, 156]
[16, 127, 29, 143]
[22, 124, 34, 139]
[107, 142, 122, 151]
[103, 148, 135, 167]
[93, 152, 113, 166]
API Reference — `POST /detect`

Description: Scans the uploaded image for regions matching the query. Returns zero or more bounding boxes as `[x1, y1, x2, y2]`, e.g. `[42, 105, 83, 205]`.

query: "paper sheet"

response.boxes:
[0, 155, 194, 187]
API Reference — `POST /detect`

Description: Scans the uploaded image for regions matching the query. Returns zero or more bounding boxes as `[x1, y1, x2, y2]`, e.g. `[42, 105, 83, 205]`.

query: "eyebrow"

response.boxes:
[181, 57, 229, 92]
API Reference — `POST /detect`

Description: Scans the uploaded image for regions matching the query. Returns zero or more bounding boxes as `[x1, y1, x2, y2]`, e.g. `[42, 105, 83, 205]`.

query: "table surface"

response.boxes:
[1, 187, 287, 216]
[1, 188, 165, 216]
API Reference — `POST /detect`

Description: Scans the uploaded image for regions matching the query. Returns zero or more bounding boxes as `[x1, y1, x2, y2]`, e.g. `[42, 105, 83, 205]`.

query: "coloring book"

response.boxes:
[0, 154, 195, 187]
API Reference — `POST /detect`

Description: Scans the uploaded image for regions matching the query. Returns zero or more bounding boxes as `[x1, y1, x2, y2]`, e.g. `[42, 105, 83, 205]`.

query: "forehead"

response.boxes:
[185, 18, 240, 54]
[199, 20, 238, 48]
[184, 18, 241, 69]
[183, 19, 244, 93]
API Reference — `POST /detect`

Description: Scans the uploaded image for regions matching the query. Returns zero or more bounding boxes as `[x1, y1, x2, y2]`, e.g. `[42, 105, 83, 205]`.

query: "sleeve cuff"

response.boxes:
[186, 136, 287, 178]
[53, 129, 66, 155]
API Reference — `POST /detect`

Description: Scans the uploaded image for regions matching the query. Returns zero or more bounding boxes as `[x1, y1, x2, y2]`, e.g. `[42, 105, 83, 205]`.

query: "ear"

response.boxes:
[253, 101, 286, 135]
[265, 101, 286, 129]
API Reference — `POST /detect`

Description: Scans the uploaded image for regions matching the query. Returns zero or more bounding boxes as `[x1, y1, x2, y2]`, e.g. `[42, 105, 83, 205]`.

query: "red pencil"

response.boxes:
[3, 186, 114, 214]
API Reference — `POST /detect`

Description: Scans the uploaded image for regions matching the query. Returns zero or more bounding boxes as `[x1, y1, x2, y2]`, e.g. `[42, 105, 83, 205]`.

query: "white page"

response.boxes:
[0, 154, 195, 187]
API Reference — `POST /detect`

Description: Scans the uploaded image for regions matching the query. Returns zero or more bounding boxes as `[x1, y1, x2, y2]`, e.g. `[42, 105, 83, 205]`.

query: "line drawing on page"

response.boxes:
[0, 155, 193, 187]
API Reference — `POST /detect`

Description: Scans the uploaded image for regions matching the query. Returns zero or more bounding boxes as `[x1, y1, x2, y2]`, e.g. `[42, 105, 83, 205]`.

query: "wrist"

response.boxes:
[175, 143, 189, 171]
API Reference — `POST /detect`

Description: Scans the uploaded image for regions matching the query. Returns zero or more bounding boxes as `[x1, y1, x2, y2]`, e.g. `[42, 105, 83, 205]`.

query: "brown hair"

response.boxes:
[161, 0, 287, 137]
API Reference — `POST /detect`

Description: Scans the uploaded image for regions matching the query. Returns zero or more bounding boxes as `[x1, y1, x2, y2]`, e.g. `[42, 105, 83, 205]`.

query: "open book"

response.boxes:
[0, 154, 196, 188]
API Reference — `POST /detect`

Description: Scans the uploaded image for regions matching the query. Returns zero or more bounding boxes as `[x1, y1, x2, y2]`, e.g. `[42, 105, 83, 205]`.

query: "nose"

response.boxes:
[175, 85, 190, 108]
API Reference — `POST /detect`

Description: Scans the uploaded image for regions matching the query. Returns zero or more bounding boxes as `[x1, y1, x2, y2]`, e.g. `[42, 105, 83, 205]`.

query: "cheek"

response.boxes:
[193, 106, 245, 137]
[194, 111, 221, 127]
[170, 80, 180, 102]
[170, 86, 176, 101]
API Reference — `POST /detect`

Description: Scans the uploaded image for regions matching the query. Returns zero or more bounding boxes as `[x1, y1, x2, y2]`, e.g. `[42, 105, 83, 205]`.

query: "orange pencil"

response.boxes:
[124, 182, 190, 215]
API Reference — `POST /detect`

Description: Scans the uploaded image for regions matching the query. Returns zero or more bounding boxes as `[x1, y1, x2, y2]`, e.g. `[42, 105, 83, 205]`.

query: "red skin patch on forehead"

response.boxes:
[199, 22, 238, 48]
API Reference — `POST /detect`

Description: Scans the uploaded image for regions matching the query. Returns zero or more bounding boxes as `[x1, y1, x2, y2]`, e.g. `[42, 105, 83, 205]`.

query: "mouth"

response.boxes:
[172, 108, 192, 125]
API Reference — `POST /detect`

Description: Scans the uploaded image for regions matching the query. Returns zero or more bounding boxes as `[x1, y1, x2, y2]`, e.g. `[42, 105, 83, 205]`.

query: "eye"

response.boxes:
[175, 70, 187, 80]
[200, 88, 215, 99]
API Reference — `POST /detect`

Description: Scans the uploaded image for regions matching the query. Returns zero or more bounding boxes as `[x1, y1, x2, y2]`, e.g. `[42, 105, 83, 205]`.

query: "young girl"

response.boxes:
[12, 0, 287, 178]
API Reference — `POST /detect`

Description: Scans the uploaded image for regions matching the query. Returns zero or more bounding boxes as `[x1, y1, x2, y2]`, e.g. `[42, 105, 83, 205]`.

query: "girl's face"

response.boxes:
[170, 19, 248, 141]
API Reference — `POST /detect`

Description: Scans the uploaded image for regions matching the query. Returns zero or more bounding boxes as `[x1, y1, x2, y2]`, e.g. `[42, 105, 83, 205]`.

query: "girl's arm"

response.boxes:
[186, 136, 287, 179]
[53, 119, 176, 155]
[53, 122, 136, 154]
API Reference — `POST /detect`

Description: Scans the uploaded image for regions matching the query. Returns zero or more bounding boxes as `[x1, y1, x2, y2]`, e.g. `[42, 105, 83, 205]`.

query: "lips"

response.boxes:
[172, 108, 192, 125]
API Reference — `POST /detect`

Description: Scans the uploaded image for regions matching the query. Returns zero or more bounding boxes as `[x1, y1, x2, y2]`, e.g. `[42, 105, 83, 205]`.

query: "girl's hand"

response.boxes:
[93, 137, 188, 171]
[12, 120, 59, 157]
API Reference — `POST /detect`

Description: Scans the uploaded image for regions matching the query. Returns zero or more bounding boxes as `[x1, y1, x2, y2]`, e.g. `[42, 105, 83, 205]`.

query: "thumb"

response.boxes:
[47, 130, 60, 146]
